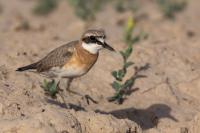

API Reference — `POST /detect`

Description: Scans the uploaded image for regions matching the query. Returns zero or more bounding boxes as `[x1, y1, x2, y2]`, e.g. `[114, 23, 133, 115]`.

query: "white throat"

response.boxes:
[82, 42, 103, 54]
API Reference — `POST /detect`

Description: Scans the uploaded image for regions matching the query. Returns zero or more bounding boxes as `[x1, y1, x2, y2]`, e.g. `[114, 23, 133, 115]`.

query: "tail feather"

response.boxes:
[16, 63, 37, 72]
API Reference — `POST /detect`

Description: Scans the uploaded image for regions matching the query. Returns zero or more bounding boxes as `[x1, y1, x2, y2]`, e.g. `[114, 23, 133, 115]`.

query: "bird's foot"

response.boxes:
[57, 88, 72, 109]
[82, 94, 98, 105]
[66, 88, 82, 96]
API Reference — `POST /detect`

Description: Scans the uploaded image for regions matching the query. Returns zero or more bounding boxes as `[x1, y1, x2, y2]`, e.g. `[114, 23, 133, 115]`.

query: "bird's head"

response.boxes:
[81, 29, 115, 54]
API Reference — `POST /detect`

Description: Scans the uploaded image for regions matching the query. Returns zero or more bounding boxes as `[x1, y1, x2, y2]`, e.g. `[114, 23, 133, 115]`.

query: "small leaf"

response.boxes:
[124, 46, 132, 59]
[111, 71, 118, 79]
[41, 79, 49, 91]
[118, 69, 125, 79]
[111, 81, 121, 91]
[107, 96, 117, 102]
[48, 80, 57, 96]
[120, 51, 126, 61]
[123, 78, 134, 89]
[120, 47, 132, 61]
[124, 61, 134, 68]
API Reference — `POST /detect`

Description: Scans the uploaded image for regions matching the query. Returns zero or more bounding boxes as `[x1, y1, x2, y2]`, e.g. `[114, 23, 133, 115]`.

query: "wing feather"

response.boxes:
[36, 41, 78, 72]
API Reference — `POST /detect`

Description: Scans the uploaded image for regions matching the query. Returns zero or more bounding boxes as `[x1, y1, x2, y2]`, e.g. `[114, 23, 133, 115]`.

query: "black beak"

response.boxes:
[102, 42, 115, 51]
[83, 36, 115, 52]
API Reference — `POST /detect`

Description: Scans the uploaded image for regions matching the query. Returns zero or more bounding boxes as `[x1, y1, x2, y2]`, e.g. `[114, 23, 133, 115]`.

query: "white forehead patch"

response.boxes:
[82, 42, 103, 54]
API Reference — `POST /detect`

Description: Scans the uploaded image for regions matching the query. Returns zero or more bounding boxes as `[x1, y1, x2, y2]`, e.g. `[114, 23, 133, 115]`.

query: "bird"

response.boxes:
[16, 29, 115, 106]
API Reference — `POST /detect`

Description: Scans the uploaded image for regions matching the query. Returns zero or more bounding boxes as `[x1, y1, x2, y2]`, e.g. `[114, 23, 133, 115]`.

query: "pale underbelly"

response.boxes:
[42, 66, 87, 78]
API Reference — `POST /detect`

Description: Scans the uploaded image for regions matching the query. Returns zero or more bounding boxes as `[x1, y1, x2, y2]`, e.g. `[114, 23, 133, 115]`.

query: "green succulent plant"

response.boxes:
[156, 0, 187, 19]
[41, 79, 58, 98]
[68, 0, 107, 21]
[109, 17, 148, 104]
[33, 0, 58, 15]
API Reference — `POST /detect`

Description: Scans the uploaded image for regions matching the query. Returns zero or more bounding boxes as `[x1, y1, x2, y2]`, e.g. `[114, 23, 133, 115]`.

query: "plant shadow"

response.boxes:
[96, 103, 178, 130]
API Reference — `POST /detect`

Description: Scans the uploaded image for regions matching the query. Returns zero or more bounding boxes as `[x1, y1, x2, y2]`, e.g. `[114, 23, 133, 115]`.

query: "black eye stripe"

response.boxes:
[82, 36, 104, 45]
[90, 36, 96, 40]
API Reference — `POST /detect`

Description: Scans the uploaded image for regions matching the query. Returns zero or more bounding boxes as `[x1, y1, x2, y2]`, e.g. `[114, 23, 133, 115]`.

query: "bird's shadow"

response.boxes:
[44, 63, 178, 130]
[46, 98, 86, 111]
[96, 103, 178, 130]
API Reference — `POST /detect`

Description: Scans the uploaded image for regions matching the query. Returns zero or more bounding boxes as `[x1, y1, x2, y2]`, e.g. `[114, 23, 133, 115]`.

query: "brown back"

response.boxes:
[36, 41, 78, 72]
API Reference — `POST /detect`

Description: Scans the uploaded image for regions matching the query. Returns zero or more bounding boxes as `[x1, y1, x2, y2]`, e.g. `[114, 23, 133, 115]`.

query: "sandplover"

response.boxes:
[16, 29, 115, 99]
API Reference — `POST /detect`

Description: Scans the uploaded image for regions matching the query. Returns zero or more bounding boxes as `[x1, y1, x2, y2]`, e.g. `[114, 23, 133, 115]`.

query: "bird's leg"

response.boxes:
[65, 78, 98, 105]
[66, 78, 73, 92]
[65, 78, 84, 97]
[65, 78, 81, 96]
[55, 80, 62, 92]
[56, 80, 70, 109]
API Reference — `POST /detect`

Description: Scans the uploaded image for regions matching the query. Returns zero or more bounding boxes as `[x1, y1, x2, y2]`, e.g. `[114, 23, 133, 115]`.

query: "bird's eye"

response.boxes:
[90, 36, 96, 40]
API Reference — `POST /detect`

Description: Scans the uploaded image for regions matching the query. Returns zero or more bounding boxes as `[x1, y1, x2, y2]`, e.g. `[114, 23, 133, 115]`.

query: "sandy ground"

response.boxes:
[0, 0, 200, 132]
